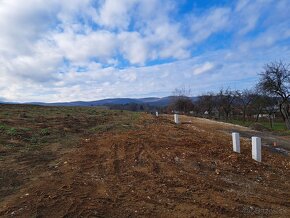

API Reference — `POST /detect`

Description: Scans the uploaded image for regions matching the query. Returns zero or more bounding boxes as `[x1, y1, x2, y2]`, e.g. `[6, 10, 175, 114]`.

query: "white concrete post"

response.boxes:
[252, 137, 262, 162]
[156, 111, 159, 117]
[232, 132, 240, 153]
[174, 114, 179, 124]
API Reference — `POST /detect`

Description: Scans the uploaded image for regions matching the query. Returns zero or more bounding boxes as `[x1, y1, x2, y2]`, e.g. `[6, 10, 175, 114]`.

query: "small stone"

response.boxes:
[174, 156, 180, 163]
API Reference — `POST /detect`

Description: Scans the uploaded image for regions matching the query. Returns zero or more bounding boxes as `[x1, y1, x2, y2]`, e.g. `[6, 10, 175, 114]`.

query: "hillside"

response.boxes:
[1, 96, 199, 107]
[0, 105, 289, 217]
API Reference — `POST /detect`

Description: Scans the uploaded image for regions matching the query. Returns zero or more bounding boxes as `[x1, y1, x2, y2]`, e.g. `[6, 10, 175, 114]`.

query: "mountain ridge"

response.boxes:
[1, 96, 198, 107]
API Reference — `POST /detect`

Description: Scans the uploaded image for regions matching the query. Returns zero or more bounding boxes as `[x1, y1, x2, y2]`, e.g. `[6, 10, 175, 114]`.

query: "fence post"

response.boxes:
[252, 137, 262, 162]
[232, 132, 240, 153]
[174, 114, 179, 124]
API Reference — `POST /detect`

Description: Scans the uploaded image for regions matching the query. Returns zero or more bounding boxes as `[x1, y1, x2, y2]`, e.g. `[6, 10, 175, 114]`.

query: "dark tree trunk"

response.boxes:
[218, 108, 221, 119]
[225, 111, 229, 120]
[255, 115, 259, 122]
[269, 115, 273, 129]
[279, 102, 290, 130]
[255, 108, 262, 122]
[242, 106, 247, 123]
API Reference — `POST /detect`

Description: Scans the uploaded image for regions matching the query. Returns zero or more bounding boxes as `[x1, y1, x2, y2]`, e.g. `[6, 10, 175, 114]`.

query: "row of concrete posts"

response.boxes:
[171, 114, 262, 162]
[232, 132, 262, 162]
[157, 113, 262, 162]
[156, 112, 179, 123]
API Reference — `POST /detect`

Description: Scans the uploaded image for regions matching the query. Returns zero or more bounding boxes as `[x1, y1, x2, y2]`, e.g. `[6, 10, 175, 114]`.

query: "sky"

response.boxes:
[0, 0, 290, 103]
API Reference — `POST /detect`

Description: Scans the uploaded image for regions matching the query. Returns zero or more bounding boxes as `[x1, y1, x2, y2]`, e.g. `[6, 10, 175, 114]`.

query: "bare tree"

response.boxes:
[217, 88, 237, 120]
[196, 92, 215, 117]
[264, 96, 278, 129]
[258, 61, 290, 129]
[172, 87, 192, 97]
[170, 87, 194, 114]
[250, 94, 267, 122]
[236, 89, 255, 122]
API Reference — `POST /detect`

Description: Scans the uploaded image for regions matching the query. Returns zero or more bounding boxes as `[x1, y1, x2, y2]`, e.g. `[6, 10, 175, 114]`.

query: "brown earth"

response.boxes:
[184, 116, 290, 151]
[0, 112, 290, 217]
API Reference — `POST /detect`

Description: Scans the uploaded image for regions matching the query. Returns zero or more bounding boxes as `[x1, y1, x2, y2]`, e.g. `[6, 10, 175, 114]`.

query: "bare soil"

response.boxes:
[186, 116, 290, 151]
[0, 108, 289, 217]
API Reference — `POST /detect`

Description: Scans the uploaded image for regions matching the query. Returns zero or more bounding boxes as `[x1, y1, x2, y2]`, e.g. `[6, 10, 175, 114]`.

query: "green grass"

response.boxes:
[227, 119, 289, 133]
[40, 128, 50, 136]
[262, 122, 287, 131]
[0, 124, 6, 131]
[228, 120, 252, 127]
[6, 128, 18, 136]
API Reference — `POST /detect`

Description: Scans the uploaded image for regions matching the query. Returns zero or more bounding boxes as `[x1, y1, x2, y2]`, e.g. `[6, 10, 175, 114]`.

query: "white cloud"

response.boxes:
[149, 22, 190, 59]
[193, 62, 215, 75]
[234, 0, 272, 35]
[120, 70, 137, 82]
[0, 0, 59, 55]
[0, 0, 290, 102]
[96, 0, 137, 30]
[190, 7, 231, 43]
[118, 31, 148, 65]
[53, 30, 117, 63]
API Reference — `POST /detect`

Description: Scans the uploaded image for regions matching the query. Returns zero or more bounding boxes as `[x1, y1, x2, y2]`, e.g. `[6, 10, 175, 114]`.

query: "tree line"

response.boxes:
[170, 61, 290, 130]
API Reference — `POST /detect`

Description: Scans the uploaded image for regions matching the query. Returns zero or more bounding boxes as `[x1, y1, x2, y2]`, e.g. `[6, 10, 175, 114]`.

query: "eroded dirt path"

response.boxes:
[179, 116, 290, 154]
[1, 114, 289, 217]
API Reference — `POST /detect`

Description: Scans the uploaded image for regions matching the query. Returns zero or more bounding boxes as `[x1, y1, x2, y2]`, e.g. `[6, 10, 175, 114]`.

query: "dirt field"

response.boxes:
[0, 105, 289, 217]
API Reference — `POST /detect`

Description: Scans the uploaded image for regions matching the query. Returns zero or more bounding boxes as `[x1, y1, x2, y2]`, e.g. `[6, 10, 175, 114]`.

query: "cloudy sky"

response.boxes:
[0, 0, 290, 102]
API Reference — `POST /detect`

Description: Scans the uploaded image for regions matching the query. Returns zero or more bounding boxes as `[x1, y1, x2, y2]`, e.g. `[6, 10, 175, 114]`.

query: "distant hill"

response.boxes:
[1, 96, 198, 107]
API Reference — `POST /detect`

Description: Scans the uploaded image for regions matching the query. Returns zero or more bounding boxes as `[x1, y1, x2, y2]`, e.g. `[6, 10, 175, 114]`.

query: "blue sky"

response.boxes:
[0, 0, 290, 102]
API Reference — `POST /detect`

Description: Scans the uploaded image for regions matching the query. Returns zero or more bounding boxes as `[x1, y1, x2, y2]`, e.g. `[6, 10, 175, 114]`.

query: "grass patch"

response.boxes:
[227, 119, 289, 134]
[0, 105, 143, 153]
[0, 124, 7, 131]
[6, 128, 18, 136]
[40, 128, 50, 136]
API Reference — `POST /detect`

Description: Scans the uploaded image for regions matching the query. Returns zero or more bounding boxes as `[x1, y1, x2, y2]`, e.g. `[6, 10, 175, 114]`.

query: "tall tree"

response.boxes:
[263, 96, 278, 129]
[258, 61, 290, 129]
[236, 89, 255, 122]
[217, 88, 237, 120]
[250, 94, 267, 122]
[170, 87, 194, 114]
[196, 92, 215, 117]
